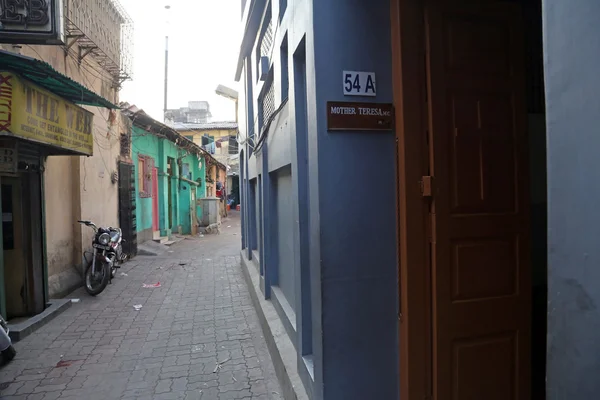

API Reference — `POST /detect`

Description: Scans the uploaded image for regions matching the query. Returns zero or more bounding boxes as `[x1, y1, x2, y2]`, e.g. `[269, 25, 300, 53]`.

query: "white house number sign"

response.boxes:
[343, 71, 376, 97]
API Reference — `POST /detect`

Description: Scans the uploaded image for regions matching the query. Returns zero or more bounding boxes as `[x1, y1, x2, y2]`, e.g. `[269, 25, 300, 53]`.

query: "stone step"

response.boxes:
[164, 237, 185, 247]
[153, 237, 168, 244]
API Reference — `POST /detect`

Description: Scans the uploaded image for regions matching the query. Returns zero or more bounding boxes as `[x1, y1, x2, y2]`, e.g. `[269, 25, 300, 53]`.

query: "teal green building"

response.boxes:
[125, 110, 222, 243]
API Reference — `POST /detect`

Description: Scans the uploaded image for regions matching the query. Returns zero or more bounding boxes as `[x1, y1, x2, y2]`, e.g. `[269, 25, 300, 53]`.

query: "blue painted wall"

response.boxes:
[312, 1, 398, 399]
[237, 0, 398, 398]
[544, 0, 600, 398]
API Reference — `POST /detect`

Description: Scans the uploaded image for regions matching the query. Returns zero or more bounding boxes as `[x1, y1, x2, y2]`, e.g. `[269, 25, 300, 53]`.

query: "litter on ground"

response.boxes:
[213, 357, 231, 373]
[56, 360, 73, 368]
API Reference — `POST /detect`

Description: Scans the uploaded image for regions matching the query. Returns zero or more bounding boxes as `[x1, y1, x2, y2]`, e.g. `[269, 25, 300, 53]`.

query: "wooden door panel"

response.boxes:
[451, 237, 517, 301]
[426, 1, 530, 399]
[449, 91, 517, 214]
[444, 16, 512, 77]
[453, 332, 516, 400]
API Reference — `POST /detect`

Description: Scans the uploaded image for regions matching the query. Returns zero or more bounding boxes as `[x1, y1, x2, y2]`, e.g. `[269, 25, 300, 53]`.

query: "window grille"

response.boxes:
[259, 80, 275, 134]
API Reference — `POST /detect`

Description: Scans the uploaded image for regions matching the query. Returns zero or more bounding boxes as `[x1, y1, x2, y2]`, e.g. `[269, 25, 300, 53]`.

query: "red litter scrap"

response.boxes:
[56, 360, 73, 368]
[142, 282, 161, 288]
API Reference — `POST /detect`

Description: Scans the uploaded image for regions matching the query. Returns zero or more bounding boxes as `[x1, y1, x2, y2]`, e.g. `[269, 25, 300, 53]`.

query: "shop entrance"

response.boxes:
[3, 177, 26, 318]
[393, 0, 547, 398]
[1, 169, 45, 319]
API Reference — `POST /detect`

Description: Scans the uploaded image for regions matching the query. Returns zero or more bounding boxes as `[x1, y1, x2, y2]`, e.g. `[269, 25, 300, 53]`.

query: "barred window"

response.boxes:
[256, 6, 273, 82]
[259, 79, 275, 133]
[260, 19, 273, 60]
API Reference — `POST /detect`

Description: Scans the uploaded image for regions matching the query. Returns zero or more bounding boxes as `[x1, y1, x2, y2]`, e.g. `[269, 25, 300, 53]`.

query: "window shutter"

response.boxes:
[146, 157, 155, 197]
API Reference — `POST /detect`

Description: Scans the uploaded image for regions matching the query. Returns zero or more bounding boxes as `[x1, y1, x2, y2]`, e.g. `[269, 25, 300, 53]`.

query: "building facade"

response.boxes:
[0, 0, 133, 311]
[173, 122, 239, 166]
[165, 101, 212, 124]
[235, 0, 560, 399]
[0, 57, 117, 320]
[175, 122, 239, 212]
[126, 111, 219, 242]
[236, 0, 397, 398]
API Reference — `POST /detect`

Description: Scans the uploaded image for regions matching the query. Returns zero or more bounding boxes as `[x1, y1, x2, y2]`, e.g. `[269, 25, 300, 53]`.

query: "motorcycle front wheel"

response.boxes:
[84, 262, 110, 296]
[0, 345, 16, 366]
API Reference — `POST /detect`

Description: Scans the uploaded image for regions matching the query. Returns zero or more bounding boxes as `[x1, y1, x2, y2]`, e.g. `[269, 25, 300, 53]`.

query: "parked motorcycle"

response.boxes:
[78, 220, 127, 296]
[0, 314, 16, 366]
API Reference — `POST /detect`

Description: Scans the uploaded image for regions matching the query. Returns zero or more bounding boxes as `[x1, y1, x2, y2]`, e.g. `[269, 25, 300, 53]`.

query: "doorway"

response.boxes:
[3, 178, 25, 319]
[2, 172, 45, 320]
[191, 189, 197, 235]
[152, 167, 159, 233]
[392, 0, 547, 399]
[167, 157, 175, 231]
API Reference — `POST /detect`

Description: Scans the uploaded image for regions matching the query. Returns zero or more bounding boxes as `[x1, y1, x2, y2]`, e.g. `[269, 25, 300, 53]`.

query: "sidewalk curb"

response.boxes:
[8, 299, 72, 342]
[240, 251, 309, 400]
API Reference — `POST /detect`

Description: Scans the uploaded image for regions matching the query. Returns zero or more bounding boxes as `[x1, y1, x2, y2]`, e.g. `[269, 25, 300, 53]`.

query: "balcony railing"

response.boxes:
[64, 0, 133, 85]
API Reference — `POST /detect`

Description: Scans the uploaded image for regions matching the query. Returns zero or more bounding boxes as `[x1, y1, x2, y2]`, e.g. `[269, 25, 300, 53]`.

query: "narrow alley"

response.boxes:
[0, 213, 283, 400]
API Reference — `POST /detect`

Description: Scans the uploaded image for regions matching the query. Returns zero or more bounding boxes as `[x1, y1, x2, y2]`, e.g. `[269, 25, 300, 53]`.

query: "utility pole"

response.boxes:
[163, 5, 171, 122]
[164, 35, 169, 121]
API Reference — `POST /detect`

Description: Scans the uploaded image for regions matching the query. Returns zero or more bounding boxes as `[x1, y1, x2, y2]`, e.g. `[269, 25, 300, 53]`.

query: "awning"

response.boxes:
[0, 50, 117, 109]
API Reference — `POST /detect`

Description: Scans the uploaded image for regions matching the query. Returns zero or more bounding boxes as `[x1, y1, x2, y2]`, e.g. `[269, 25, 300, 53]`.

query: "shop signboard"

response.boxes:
[0, 0, 65, 45]
[0, 71, 94, 156]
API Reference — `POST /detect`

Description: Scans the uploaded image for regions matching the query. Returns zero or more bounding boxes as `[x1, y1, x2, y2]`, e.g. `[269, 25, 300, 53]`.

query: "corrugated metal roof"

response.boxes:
[171, 121, 238, 131]
[0, 50, 117, 109]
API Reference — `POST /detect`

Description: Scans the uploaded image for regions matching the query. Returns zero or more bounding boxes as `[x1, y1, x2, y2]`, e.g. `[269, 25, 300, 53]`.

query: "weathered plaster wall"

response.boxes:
[2, 44, 120, 298]
[544, 0, 600, 398]
[44, 156, 76, 296]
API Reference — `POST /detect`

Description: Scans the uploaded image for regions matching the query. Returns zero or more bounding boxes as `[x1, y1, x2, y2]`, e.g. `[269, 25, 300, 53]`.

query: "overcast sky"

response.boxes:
[119, 0, 240, 122]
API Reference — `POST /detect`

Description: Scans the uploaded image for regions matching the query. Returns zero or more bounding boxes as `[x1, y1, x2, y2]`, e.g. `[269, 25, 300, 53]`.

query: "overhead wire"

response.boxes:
[26, 44, 122, 142]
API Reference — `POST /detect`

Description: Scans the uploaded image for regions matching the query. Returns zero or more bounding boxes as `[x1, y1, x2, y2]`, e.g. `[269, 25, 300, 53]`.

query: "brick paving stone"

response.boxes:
[0, 216, 283, 399]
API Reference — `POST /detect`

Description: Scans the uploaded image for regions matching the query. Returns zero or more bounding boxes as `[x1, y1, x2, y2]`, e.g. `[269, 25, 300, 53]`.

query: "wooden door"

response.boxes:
[425, 1, 531, 399]
[152, 167, 159, 232]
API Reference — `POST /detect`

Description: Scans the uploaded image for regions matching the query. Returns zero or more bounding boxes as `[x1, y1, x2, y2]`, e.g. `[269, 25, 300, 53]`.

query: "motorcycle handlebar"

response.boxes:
[77, 220, 98, 232]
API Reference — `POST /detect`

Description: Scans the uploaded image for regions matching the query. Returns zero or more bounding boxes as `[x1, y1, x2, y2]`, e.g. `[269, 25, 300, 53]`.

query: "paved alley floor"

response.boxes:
[0, 213, 283, 400]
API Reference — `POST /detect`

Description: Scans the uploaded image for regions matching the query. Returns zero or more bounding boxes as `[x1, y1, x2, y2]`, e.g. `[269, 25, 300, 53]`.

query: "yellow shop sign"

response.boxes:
[0, 71, 94, 156]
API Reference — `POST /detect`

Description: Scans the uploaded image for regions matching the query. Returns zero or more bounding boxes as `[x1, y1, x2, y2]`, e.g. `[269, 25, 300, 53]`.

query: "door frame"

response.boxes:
[391, 0, 432, 398]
